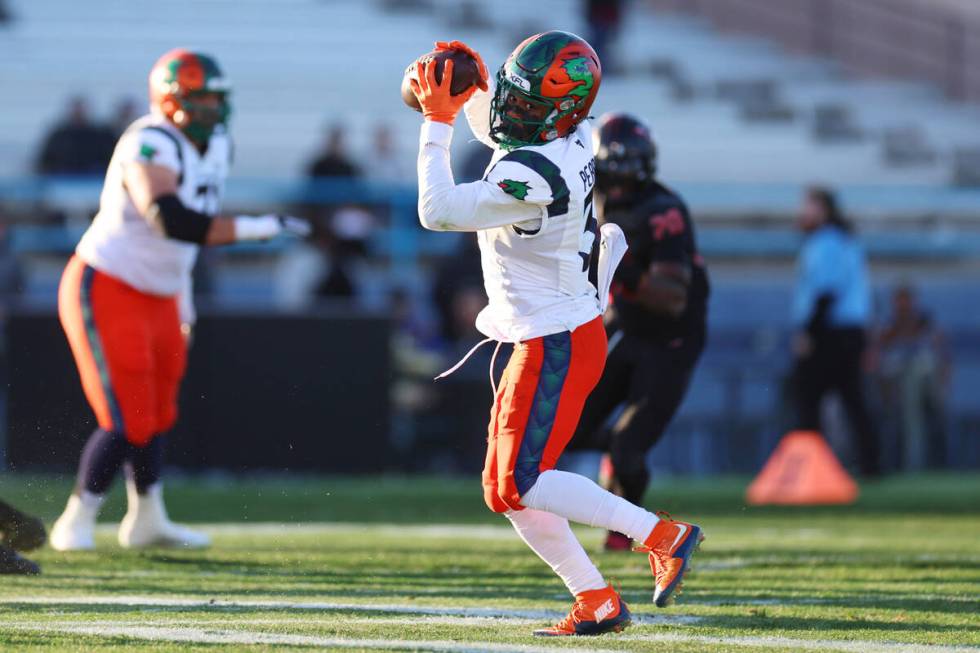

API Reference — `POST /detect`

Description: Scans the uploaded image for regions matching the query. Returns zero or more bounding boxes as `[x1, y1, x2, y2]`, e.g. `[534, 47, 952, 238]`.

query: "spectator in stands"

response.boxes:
[431, 236, 485, 345]
[274, 208, 369, 307]
[275, 218, 331, 309]
[315, 204, 378, 298]
[365, 123, 410, 185]
[0, 222, 23, 305]
[111, 97, 141, 137]
[584, 0, 623, 74]
[35, 96, 116, 175]
[872, 284, 950, 470]
[307, 125, 362, 179]
[791, 186, 880, 476]
[391, 287, 439, 355]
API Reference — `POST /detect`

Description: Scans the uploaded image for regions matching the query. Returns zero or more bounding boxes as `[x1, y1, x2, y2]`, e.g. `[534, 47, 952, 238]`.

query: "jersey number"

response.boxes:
[196, 183, 220, 216]
[579, 189, 599, 272]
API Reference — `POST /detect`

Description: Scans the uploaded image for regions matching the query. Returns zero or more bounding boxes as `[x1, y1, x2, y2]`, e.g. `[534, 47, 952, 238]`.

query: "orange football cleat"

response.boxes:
[534, 584, 631, 636]
[634, 513, 704, 607]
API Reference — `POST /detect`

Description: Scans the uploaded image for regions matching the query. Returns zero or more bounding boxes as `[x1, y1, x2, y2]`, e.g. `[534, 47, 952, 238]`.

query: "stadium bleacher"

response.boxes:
[1, 0, 978, 471]
[1, 0, 979, 199]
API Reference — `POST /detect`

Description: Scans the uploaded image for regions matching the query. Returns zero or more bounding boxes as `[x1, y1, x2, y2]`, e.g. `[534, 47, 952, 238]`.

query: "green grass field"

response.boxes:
[0, 474, 977, 652]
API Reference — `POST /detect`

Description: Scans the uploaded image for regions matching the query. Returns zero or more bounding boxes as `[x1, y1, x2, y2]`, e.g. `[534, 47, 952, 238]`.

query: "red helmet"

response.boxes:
[149, 48, 231, 143]
[490, 31, 601, 148]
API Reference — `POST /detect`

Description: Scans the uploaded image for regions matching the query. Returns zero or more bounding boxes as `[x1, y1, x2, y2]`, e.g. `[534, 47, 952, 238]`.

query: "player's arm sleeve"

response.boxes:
[463, 76, 496, 149]
[417, 120, 547, 232]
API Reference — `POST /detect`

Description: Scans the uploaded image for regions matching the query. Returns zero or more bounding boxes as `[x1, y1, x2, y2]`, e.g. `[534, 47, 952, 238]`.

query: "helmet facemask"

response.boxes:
[595, 149, 653, 200]
[594, 113, 657, 203]
[490, 72, 551, 149]
[489, 69, 582, 149]
[172, 90, 231, 144]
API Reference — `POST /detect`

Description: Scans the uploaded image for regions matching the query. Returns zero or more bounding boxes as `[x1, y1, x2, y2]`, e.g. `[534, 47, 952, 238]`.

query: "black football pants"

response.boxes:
[794, 327, 880, 476]
[567, 329, 704, 506]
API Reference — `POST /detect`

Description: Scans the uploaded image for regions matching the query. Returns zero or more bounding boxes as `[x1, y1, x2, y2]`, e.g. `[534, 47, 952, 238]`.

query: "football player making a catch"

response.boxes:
[410, 33, 704, 636]
[49, 48, 309, 552]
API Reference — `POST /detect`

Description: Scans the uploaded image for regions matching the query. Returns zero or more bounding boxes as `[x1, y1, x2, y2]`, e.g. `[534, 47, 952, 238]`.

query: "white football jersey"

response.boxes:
[416, 84, 600, 343]
[76, 113, 231, 298]
[473, 123, 599, 341]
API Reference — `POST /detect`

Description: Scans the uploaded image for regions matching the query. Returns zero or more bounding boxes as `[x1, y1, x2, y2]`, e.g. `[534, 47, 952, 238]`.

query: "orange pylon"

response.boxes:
[746, 431, 859, 505]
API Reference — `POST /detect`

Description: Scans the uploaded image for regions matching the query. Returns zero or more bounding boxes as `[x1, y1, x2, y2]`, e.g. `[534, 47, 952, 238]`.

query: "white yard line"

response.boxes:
[621, 633, 980, 653]
[91, 522, 521, 539]
[3, 617, 536, 627]
[0, 624, 626, 653]
[0, 595, 699, 626]
[2, 622, 975, 653]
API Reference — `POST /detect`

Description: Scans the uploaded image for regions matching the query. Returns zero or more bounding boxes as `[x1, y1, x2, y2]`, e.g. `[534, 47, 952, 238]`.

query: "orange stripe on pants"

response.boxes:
[482, 316, 607, 513]
[58, 256, 187, 447]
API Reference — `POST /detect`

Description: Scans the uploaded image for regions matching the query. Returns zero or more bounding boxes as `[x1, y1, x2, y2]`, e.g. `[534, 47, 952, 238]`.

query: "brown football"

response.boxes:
[401, 48, 481, 112]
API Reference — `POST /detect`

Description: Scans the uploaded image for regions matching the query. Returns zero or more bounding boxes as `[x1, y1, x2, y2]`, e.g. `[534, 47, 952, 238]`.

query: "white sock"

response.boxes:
[78, 490, 105, 512]
[505, 508, 607, 596]
[522, 469, 659, 543]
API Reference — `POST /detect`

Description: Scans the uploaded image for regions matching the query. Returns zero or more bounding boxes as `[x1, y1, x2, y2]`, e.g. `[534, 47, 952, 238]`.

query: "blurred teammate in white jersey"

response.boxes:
[50, 48, 308, 552]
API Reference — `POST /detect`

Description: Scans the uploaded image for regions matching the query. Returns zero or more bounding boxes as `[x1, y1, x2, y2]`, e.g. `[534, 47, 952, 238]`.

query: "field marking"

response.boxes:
[3, 621, 977, 653]
[91, 522, 523, 539]
[621, 633, 980, 653]
[0, 595, 699, 626]
[0, 623, 628, 653]
[2, 617, 536, 627]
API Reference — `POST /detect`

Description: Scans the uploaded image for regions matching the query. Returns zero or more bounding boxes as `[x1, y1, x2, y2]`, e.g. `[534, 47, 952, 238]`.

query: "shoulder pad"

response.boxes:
[486, 149, 570, 217]
[131, 126, 185, 184]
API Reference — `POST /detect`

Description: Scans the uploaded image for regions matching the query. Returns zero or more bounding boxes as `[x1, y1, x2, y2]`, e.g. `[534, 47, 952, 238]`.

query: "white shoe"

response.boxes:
[49, 492, 103, 551]
[117, 481, 210, 549]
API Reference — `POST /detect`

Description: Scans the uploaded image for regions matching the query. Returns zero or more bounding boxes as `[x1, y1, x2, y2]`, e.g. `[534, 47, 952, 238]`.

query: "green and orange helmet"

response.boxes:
[149, 48, 231, 144]
[489, 31, 601, 149]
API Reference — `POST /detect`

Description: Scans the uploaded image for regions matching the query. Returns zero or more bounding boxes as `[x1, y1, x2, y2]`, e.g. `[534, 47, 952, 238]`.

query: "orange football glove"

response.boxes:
[411, 58, 477, 125]
[434, 40, 489, 92]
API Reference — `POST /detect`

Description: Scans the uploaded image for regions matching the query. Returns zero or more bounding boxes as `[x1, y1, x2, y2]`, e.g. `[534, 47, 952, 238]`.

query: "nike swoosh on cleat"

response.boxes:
[669, 524, 688, 553]
[593, 598, 616, 622]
